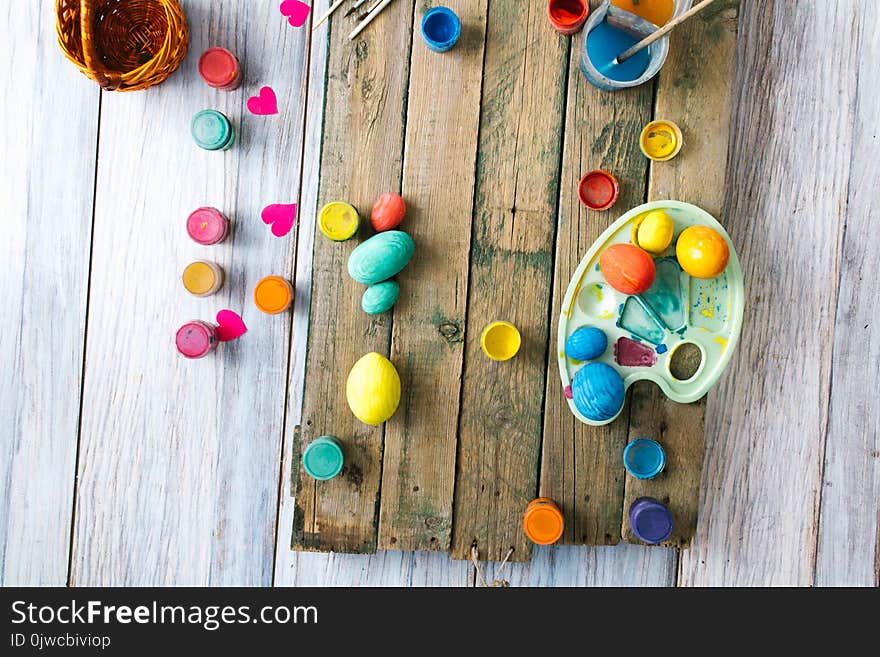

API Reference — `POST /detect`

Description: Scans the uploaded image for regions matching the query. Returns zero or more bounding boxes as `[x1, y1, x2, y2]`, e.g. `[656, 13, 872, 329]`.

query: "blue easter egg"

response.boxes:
[565, 326, 607, 361]
[571, 362, 625, 422]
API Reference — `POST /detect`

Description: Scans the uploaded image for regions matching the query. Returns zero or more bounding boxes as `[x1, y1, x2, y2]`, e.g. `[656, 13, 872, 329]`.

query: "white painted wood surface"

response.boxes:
[2, 0, 878, 587]
[0, 1, 98, 586]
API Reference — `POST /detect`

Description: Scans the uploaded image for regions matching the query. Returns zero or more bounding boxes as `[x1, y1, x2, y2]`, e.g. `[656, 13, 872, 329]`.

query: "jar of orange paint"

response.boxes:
[523, 497, 564, 545]
[254, 276, 294, 314]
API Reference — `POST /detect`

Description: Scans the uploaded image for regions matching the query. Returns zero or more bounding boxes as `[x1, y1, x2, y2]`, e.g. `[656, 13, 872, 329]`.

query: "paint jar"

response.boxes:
[578, 170, 619, 210]
[629, 497, 673, 544]
[191, 110, 235, 151]
[547, 0, 589, 36]
[640, 119, 683, 161]
[611, 0, 676, 27]
[186, 207, 230, 245]
[421, 7, 461, 53]
[254, 276, 294, 315]
[318, 202, 360, 241]
[623, 438, 666, 479]
[198, 48, 243, 91]
[182, 261, 224, 297]
[480, 321, 522, 361]
[523, 498, 564, 545]
[175, 320, 218, 359]
[302, 435, 345, 481]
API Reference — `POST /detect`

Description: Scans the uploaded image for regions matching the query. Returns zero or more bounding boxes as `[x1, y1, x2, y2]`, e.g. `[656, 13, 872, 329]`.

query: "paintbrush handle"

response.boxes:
[616, 0, 719, 63]
[313, 0, 348, 31]
[349, 0, 394, 40]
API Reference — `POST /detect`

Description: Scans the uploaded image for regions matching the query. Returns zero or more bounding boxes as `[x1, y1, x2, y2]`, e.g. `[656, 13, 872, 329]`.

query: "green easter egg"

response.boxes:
[348, 231, 414, 285]
[362, 281, 400, 315]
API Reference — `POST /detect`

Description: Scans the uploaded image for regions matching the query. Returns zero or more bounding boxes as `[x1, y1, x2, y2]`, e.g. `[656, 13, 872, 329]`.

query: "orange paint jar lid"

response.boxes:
[523, 497, 564, 545]
[254, 276, 293, 314]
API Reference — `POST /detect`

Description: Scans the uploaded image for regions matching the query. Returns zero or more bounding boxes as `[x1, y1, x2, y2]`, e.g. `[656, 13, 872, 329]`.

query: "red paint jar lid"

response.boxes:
[547, 0, 589, 36]
[186, 207, 229, 245]
[578, 170, 619, 211]
[198, 48, 240, 89]
[176, 321, 217, 359]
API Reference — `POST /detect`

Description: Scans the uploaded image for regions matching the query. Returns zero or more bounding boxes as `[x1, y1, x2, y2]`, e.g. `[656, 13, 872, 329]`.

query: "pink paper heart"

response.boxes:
[279, 0, 310, 28]
[246, 86, 278, 116]
[216, 310, 247, 342]
[261, 203, 297, 238]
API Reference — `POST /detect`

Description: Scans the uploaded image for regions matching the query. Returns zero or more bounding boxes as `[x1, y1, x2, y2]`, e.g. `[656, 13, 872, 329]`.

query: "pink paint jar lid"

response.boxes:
[176, 321, 218, 359]
[198, 48, 242, 90]
[186, 207, 229, 245]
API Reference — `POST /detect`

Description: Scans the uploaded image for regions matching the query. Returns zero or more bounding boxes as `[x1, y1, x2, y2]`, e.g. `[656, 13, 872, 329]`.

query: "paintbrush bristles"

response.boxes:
[349, 0, 395, 40]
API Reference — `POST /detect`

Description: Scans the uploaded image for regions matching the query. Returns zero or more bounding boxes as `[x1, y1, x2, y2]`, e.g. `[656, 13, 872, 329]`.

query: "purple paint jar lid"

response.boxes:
[629, 497, 673, 544]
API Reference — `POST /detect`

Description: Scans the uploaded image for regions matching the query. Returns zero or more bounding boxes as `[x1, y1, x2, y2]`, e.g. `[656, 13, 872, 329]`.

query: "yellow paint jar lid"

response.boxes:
[640, 120, 683, 162]
[480, 321, 522, 361]
[318, 202, 360, 241]
[182, 261, 224, 297]
[254, 276, 293, 314]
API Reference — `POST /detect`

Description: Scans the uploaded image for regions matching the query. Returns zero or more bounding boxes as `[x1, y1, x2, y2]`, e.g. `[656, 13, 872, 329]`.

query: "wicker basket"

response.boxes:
[56, 0, 189, 92]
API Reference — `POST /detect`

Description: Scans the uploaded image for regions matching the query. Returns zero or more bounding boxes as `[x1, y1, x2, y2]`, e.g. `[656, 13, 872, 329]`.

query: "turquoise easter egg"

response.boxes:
[362, 281, 400, 315]
[348, 231, 414, 285]
[565, 326, 607, 361]
[571, 362, 625, 422]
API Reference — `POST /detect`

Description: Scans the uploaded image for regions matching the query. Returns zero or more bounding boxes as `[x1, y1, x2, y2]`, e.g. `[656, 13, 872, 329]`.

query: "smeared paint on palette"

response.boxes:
[557, 201, 744, 426]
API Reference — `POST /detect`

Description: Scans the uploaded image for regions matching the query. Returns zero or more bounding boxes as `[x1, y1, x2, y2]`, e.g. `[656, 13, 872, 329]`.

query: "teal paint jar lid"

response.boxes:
[191, 110, 235, 151]
[302, 435, 344, 481]
[623, 438, 666, 479]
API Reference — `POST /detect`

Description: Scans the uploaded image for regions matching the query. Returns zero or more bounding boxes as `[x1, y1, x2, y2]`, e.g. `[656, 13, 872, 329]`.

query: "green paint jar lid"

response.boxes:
[191, 110, 234, 151]
[302, 435, 344, 481]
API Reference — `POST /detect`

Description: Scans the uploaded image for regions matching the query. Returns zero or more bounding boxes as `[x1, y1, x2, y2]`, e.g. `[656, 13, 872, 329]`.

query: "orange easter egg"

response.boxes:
[371, 193, 406, 232]
[599, 243, 656, 295]
[676, 225, 730, 279]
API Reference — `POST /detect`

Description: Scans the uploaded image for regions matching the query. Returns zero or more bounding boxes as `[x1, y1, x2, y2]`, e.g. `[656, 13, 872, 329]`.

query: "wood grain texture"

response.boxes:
[622, 0, 740, 549]
[71, 0, 310, 585]
[678, 0, 861, 585]
[377, 0, 488, 552]
[293, 0, 415, 553]
[539, 18, 654, 546]
[282, 550, 471, 586]
[0, 1, 98, 585]
[815, 1, 880, 587]
[449, 0, 567, 563]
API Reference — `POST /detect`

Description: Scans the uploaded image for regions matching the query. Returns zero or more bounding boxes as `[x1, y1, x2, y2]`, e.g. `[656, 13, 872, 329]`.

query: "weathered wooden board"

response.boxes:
[449, 0, 567, 563]
[0, 1, 98, 585]
[378, 0, 489, 552]
[622, 0, 740, 548]
[815, 0, 880, 587]
[293, 0, 414, 553]
[678, 0, 861, 585]
[282, 550, 471, 586]
[540, 15, 654, 545]
[71, 0, 309, 584]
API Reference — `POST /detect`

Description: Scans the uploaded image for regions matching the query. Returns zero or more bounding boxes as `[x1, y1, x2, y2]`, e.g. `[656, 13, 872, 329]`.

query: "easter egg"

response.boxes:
[362, 281, 400, 315]
[635, 210, 674, 254]
[565, 326, 607, 362]
[348, 231, 415, 285]
[371, 193, 407, 232]
[676, 225, 729, 278]
[599, 243, 656, 295]
[571, 362, 626, 422]
[346, 352, 401, 425]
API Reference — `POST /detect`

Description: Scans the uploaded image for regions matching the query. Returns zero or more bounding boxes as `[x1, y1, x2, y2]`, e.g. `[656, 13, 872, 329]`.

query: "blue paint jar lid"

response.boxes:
[302, 435, 344, 481]
[629, 497, 673, 544]
[623, 438, 666, 479]
[421, 7, 461, 53]
[191, 110, 234, 151]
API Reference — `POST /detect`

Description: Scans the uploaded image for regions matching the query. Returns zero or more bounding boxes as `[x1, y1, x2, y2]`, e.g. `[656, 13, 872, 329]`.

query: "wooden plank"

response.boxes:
[377, 0, 489, 553]
[71, 0, 310, 584]
[448, 0, 567, 563]
[622, 0, 740, 548]
[0, 1, 98, 585]
[678, 0, 860, 585]
[282, 550, 471, 586]
[815, 0, 880, 587]
[293, 0, 415, 553]
[540, 12, 654, 545]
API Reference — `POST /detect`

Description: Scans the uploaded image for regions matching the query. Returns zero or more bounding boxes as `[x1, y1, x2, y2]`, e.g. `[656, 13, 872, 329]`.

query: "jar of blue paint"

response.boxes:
[421, 7, 461, 53]
[623, 438, 666, 479]
[302, 435, 344, 481]
[629, 497, 673, 544]
[191, 110, 235, 151]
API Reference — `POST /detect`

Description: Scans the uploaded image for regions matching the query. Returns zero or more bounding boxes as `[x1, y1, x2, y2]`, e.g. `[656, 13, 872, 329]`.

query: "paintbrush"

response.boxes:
[345, 0, 369, 18]
[614, 0, 719, 64]
[313, 0, 348, 31]
[355, 0, 384, 23]
[349, 0, 395, 40]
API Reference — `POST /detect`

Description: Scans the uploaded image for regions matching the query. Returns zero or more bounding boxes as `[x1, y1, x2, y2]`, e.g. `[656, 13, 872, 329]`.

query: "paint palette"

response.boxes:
[558, 201, 744, 426]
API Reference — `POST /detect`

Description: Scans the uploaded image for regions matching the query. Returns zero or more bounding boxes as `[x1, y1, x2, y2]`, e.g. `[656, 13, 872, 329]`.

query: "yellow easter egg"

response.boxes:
[346, 352, 401, 426]
[635, 210, 674, 254]
[676, 225, 730, 279]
